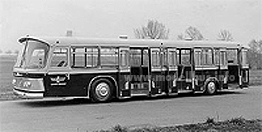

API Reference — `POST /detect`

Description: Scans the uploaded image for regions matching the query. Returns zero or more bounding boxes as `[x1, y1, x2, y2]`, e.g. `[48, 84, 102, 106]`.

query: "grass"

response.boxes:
[0, 55, 19, 100]
[98, 117, 262, 132]
[0, 55, 262, 101]
[249, 70, 262, 86]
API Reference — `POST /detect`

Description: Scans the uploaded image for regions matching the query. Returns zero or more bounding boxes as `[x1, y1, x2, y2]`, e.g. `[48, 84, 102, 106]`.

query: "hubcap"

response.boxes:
[95, 82, 110, 98]
[207, 82, 216, 93]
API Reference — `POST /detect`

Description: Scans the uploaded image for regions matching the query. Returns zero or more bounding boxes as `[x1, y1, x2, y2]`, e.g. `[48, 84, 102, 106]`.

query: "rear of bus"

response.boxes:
[227, 46, 249, 89]
[12, 37, 49, 98]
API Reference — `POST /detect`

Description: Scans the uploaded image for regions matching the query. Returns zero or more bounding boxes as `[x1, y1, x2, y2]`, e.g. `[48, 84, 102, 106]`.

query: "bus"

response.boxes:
[12, 36, 249, 102]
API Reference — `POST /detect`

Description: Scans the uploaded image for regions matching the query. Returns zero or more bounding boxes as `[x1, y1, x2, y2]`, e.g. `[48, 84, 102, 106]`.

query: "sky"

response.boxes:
[0, 0, 261, 51]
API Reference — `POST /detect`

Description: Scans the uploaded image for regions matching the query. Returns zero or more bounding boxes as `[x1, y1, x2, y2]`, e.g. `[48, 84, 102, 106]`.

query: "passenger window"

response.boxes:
[86, 47, 98, 67]
[194, 50, 201, 66]
[120, 50, 128, 67]
[71, 47, 85, 68]
[202, 49, 213, 65]
[227, 49, 238, 64]
[51, 47, 68, 67]
[100, 47, 118, 67]
[220, 51, 227, 65]
[143, 49, 149, 66]
[151, 49, 160, 67]
[241, 50, 248, 65]
[130, 49, 141, 66]
[168, 49, 176, 67]
[180, 49, 191, 65]
[214, 49, 220, 65]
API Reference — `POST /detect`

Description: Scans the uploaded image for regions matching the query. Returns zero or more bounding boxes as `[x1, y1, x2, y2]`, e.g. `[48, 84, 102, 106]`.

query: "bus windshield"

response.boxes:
[15, 40, 49, 69]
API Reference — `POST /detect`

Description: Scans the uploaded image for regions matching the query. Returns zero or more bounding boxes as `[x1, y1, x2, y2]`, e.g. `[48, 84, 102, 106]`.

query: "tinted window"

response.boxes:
[100, 47, 118, 67]
[202, 49, 213, 65]
[151, 48, 160, 67]
[51, 47, 68, 67]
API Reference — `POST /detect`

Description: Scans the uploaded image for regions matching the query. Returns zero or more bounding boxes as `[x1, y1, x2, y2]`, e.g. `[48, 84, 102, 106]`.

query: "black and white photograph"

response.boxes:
[0, 0, 261, 131]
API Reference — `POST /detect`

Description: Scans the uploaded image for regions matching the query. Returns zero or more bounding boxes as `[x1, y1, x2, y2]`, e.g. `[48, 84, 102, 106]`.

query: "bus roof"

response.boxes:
[18, 36, 241, 48]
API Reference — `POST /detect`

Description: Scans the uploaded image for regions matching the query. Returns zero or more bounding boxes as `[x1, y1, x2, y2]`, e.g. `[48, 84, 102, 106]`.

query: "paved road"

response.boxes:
[1, 86, 262, 132]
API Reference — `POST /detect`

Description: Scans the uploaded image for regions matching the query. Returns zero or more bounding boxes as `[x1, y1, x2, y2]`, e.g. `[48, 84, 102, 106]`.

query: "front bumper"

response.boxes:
[13, 87, 44, 99]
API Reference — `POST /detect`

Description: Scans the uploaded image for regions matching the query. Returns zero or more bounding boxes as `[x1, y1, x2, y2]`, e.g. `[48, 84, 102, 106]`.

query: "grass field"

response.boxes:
[98, 118, 262, 132]
[0, 55, 261, 101]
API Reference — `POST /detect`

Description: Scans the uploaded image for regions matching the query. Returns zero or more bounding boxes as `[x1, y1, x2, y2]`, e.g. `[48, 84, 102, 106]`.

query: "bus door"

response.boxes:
[227, 48, 240, 87]
[130, 47, 150, 96]
[150, 47, 165, 95]
[118, 47, 131, 97]
[239, 48, 249, 88]
[166, 47, 178, 94]
[177, 48, 194, 92]
[45, 47, 72, 97]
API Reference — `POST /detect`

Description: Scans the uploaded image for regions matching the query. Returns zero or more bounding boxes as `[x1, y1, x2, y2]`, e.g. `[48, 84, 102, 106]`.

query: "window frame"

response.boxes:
[202, 48, 213, 65]
[100, 46, 119, 68]
[150, 48, 161, 68]
[50, 46, 69, 69]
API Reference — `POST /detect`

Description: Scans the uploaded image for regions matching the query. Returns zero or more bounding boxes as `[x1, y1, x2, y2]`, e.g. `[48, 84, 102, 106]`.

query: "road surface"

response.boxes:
[1, 86, 262, 132]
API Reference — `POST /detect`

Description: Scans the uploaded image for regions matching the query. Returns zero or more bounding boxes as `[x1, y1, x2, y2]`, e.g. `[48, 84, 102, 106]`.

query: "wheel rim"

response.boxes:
[207, 82, 216, 93]
[95, 82, 110, 99]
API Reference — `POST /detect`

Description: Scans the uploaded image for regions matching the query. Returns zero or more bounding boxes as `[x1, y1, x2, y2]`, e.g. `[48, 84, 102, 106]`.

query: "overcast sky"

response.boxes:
[0, 0, 261, 51]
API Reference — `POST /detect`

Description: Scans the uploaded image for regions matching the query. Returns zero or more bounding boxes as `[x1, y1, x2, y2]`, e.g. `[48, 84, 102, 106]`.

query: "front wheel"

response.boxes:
[90, 79, 113, 102]
[205, 81, 217, 95]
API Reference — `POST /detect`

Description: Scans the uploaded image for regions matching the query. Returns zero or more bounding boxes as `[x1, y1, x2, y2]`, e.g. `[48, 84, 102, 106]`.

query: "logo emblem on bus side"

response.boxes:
[50, 76, 66, 86]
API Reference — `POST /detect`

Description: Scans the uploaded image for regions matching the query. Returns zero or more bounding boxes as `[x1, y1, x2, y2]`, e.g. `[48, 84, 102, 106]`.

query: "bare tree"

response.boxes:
[177, 26, 204, 40]
[218, 30, 233, 41]
[248, 39, 262, 69]
[177, 34, 184, 40]
[134, 20, 169, 39]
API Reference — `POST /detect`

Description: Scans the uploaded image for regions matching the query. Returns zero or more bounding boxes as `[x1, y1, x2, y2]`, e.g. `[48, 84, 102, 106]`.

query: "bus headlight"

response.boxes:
[23, 81, 32, 88]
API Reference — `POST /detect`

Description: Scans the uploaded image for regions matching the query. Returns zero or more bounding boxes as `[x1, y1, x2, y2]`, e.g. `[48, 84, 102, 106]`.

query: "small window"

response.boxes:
[202, 49, 213, 65]
[227, 49, 238, 64]
[151, 49, 160, 67]
[120, 50, 128, 67]
[220, 51, 227, 65]
[180, 49, 191, 65]
[143, 49, 149, 66]
[214, 49, 220, 65]
[194, 50, 201, 65]
[71, 47, 85, 68]
[130, 49, 141, 66]
[51, 47, 68, 67]
[86, 47, 98, 67]
[100, 47, 118, 67]
[168, 49, 176, 67]
[241, 50, 248, 65]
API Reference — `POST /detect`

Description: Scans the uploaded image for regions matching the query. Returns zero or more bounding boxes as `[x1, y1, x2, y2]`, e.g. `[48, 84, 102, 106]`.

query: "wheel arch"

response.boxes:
[204, 77, 220, 91]
[87, 76, 118, 98]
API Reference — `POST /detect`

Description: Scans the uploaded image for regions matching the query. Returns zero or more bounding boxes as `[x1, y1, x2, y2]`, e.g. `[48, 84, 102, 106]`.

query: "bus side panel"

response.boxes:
[44, 72, 118, 97]
[194, 68, 220, 91]
[118, 71, 131, 97]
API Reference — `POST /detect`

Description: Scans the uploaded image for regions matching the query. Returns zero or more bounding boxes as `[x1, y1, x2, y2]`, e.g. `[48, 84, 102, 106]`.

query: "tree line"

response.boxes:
[134, 20, 262, 70]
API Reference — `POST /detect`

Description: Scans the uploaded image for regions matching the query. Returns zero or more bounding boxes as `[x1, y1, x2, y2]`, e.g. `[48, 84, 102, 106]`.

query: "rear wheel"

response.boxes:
[90, 79, 113, 102]
[205, 81, 217, 95]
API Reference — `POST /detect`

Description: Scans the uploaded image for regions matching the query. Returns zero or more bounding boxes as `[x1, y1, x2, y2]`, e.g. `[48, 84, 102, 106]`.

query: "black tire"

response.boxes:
[90, 78, 114, 102]
[205, 81, 217, 95]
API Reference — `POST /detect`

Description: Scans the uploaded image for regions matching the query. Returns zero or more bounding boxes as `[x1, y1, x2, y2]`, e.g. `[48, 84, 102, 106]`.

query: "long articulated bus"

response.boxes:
[12, 36, 249, 102]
